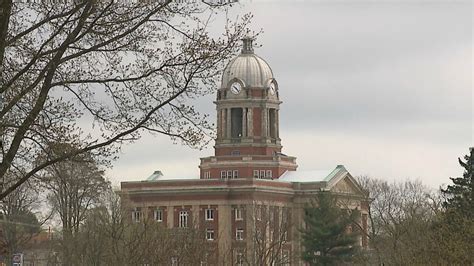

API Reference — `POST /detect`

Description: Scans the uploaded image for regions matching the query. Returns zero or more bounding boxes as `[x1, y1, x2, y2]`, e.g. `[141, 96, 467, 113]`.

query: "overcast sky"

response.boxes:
[108, 0, 472, 189]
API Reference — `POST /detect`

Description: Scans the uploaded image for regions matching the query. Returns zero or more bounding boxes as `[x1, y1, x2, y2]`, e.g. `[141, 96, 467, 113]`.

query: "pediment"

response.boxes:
[327, 170, 366, 197]
[330, 177, 358, 194]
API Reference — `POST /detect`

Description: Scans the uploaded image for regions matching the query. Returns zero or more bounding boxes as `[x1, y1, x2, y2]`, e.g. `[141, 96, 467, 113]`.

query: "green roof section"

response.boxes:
[146, 170, 163, 181]
[323, 165, 346, 182]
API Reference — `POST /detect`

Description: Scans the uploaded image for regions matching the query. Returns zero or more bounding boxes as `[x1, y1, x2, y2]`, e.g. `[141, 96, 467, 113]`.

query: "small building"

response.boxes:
[0, 229, 58, 266]
[120, 38, 369, 265]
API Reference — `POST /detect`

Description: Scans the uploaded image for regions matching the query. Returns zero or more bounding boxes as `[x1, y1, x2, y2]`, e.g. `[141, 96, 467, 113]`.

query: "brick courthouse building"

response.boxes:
[120, 38, 369, 265]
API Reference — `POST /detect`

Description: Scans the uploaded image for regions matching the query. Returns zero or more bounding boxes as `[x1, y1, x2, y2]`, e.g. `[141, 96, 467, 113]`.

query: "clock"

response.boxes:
[230, 82, 242, 94]
[269, 82, 276, 95]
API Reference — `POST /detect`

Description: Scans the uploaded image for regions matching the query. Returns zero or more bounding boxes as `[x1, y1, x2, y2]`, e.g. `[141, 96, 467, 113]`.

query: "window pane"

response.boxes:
[256, 206, 262, 220]
[132, 210, 141, 223]
[206, 209, 214, 220]
[236, 228, 244, 240]
[155, 209, 163, 222]
[253, 170, 259, 178]
[266, 170, 272, 178]
[206, 229, 214, 241]
[235, 208, 243, 220]
[179, 211, 188, 228]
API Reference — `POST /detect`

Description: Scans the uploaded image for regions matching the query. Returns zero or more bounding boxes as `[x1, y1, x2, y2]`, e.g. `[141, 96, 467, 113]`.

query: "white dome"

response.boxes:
[221, 38, 273, 88]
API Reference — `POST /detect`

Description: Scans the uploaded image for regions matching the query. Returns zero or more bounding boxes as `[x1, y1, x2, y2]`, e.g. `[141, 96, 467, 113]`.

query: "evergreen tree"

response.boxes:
[433, 147, 474, 264]
[301, 192, 360, 266]
[442, 147, 474, 218]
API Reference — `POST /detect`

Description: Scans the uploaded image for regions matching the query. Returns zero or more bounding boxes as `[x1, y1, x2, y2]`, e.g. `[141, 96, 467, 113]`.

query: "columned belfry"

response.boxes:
[199, 38, 297, 180]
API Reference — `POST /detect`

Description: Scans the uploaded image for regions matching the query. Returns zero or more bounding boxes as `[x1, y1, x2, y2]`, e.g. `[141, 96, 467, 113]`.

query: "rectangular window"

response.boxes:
[256, 206, 262, 221]
[179, 211, 188, 228]
[282, 250, 290, 266]
[236, 251, 244, 266]
[221, 170, 226, 179]
[269, 229, 274, 242]
[205, 209, 214, 221]
[206, 229, 215, 241]
[235, 208, 243, 221]
[266, 170, 272, 179]
[253, 170, 259, 178]
[227, 170, 232, 179]
[282, 208, 289, 224]
[233, 170, 239, 179]
[260, 170, 266, 179]
[132, 208, 141, 223]
[204, 171, 211, 179]
[154, 209, 163, 222]
[236, 228, 244, 240]
[171, 257, 178, 266]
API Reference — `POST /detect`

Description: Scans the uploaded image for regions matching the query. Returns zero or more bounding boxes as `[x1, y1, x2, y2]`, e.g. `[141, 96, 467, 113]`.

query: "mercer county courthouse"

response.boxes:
[120, 38, 369, 265]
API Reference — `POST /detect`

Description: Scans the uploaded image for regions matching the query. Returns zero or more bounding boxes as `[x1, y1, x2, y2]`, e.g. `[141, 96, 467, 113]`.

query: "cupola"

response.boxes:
[221, 37, 273, 89]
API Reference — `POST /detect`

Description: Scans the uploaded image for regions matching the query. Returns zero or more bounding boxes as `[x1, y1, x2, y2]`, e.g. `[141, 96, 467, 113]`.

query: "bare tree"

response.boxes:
[38, 142, 109, 265]
[69, 189, 217, 265]
[355, 176, 444, 265]
[0, 173, 42, 264]
[236, 203, 292, 266]
[0, 0, 252, 199]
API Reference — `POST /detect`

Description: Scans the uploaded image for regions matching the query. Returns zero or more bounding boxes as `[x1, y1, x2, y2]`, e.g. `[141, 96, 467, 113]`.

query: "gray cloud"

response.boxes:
[108, 1, 472, 189]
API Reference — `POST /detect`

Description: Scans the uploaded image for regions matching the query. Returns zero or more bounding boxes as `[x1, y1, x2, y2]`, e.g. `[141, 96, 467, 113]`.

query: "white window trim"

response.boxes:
[266, 170, 272, 178]
[256, 206, 262, 221]
[236, 228, 244, 241]
[206, 229, 215, 241]
[171, 257, 178, 266]
[179, 211, 189, 228]
[282, 250, 290, 266]
[236, 251, 244, 266]
[235, 208, 243, 221]
[260, 170, 266, 179]
[132, 208, 141, 223]
[221, 170, 226, 179]
[283, 230, 288, 242]
[154, 209, 163, 222]
[253, 170, 259, 178]
[205, 208, 214, 221]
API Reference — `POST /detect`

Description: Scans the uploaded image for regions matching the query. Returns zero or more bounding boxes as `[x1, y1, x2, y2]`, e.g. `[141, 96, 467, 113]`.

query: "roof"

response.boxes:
[146, 170, 163, 181]
[278, 165, 366, 196]
[279, 165, 347, 183]
[221, 39, 273, 88]
[124, 165, 366, 198]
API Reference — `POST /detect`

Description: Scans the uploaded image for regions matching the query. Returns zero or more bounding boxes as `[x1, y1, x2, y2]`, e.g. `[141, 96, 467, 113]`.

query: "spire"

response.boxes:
[241, 37, 254, 54]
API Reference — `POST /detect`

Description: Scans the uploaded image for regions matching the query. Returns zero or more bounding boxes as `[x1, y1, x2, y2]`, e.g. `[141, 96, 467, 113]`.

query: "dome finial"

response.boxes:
[241, 36, 254, 54]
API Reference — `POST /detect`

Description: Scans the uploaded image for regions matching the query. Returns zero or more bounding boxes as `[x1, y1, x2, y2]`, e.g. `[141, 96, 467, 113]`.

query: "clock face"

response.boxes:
[269, 83, 276, 95]
[230, 82, 242, 94]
